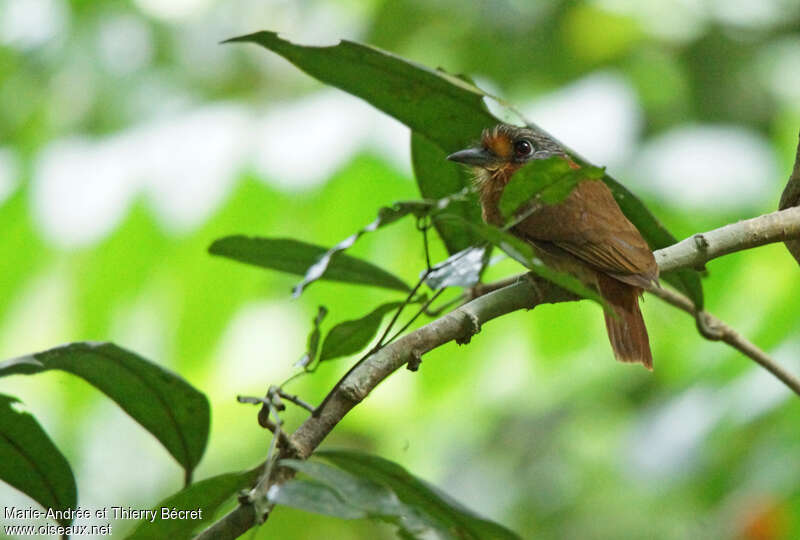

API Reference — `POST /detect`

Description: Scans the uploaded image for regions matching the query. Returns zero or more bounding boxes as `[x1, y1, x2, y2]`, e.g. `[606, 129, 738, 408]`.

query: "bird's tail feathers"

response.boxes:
[597, 274, 653, 370]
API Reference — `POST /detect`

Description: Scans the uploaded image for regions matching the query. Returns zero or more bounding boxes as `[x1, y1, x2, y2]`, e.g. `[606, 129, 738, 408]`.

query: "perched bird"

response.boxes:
[448, 125, 658, 368]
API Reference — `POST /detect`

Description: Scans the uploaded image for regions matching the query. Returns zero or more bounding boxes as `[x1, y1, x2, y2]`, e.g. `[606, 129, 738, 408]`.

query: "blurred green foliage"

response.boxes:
[1, 0, 800, 538]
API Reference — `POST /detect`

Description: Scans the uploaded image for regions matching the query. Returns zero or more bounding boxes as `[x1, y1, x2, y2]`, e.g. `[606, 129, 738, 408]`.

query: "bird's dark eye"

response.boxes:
[513, 139, 533, 157]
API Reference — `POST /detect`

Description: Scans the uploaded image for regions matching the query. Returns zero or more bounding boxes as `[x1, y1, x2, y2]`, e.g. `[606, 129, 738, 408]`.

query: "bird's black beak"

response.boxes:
[446, 147, 495, 167]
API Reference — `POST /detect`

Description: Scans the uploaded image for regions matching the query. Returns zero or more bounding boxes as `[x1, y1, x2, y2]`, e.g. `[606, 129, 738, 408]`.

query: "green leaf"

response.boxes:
[289, 192, 473, 297]
[228, 30, 703, 307]
[126, 467, 261, 540]
[0, 394, 76, 527]
[208, 236, 410, 295]
[499, 157, 606, 220]
[225, 31, 494, 256]
[269, 478, 368, 519]
[439, 215, 606, 307]
[317, 450, 522, 540]
[318, 302, 402, 362]
[277, 459, 401, 518]
[0, 343, 210, 481]
[297, 306, 328, 369]
[499, 157, 572, 219]
[274, 456, 520, 539]
[224, 32, 497, 153]
[411, 132, 484, 254]
[291, 216, 411, 297]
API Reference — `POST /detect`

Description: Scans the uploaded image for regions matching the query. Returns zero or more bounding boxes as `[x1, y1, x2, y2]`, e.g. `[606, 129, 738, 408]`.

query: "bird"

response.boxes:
[447, 124, 658, 368]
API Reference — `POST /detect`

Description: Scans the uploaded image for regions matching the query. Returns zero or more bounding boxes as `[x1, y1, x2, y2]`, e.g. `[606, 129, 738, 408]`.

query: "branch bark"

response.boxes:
[195, 278, 574, 539]
[655, 206, 800, 272]
[646, 286, 800, 396]
[195, 205, 800, 540]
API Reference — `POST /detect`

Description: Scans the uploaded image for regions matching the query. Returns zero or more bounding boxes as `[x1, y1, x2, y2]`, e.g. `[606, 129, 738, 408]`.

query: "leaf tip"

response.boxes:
[221, 30, 277, 45]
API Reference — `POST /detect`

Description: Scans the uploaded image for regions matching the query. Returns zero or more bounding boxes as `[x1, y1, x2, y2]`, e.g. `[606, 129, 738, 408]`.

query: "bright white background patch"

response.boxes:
[632, 125, 778, 208]
[626, 339, 797, 480]
[0, 0, 68, 50]
[251, 92, 409, 189]
[212, 301, 306, 396]
[137, 105, 250, 233]
[32, 137, 140, 247]
[627, 388, 722, 478]
[133, 0, 213, 22]
[30, 93, 409, 247]
[522, 72, 642, 169]
[96, 14, 154, 76]
[757, 37, 800, 105]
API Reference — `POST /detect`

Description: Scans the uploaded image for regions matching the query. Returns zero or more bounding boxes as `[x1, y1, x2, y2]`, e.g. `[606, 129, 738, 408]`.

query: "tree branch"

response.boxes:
[194, 278, 574, 539]
[194, 204, 800, 540]
[646, 286, 800, 396]
[654, 206, 800, 272]
[291, 278, 575, 458]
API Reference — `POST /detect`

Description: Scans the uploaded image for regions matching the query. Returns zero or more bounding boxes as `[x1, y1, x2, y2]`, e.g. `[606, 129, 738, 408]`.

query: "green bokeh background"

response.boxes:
[1, 0, 800, 538]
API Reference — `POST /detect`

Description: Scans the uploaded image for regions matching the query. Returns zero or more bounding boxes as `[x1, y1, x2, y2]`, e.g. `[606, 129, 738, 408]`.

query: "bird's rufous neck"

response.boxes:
[476, 166, 516, 227]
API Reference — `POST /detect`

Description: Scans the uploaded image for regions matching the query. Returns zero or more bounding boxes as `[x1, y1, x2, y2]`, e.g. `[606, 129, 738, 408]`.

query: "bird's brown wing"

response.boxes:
[513, 179, 658, 287]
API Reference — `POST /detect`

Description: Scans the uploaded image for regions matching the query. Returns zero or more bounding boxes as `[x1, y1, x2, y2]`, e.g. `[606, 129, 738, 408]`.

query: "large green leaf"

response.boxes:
[411, 132, 484, 254]
[0, 394, 76, 527]
[318, 302, 402, 362]
[224, 32, 497, 153]
[126, 467, 260, 540]
[228, 31, 703, 306]
[274, 452, 520, 539]
[226, 31, 495, 256]
[0, 343, 210, 481]
[282, 194, 477, 296]
[269, 478, 368, 520]
[291, 192, 480, 296]
[321, 450, 521, 540]
[208, 236, 410, 294]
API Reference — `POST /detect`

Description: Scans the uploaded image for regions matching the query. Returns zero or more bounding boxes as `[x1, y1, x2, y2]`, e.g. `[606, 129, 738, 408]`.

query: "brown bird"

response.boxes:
[448, 125, 658, 368]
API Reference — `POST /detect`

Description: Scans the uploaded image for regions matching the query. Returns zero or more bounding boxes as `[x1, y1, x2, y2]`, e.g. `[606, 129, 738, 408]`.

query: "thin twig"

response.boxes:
[646, 286, 800, 397]
[385, 288, 444, 344]
[238, 395, 294, 450]
[376, 272, 428, 348]
[277, 369, 306, 389]
[422, 294, 463, 317]
[418, 216, 432, 270]
[312, 272, 431, 415]
[256, 400, 283, 499]
[467, 275, 526, 301]
[276, 389, 315, 413]
[199, 393, 285, 539]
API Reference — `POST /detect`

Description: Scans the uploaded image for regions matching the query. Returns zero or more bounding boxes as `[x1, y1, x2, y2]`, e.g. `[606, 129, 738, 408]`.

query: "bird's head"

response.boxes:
[447, 124, 564, 180]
